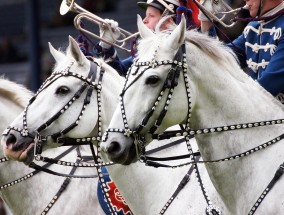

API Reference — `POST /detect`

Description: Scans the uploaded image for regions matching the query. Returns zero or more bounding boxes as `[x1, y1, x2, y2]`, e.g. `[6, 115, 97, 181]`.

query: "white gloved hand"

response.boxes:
[99, 19, 121, 49]
[198, 0, 224, 21]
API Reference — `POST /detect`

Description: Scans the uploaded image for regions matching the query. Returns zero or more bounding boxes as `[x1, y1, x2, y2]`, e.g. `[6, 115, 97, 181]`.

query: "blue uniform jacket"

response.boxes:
[93, 43, 133, 77]
[229, 2, 284, 102]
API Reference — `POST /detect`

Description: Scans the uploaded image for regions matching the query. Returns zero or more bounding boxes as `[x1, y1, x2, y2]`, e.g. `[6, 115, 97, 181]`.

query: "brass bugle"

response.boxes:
[60, 0, 139, 53]
[196, 0, 248, 28]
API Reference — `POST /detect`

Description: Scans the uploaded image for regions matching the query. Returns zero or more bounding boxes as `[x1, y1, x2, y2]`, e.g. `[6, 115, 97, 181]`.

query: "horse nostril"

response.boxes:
[6, 134, 16, 146]
[107, 141, 121, 154]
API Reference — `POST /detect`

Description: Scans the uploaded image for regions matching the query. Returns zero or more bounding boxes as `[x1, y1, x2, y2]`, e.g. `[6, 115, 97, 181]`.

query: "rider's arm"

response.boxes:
[93, 44, 130, 77]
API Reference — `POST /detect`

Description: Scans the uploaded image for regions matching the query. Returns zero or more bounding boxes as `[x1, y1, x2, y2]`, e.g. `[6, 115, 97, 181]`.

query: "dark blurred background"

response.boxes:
[0, 0, 247, 93]
[0, 0, 144, 92]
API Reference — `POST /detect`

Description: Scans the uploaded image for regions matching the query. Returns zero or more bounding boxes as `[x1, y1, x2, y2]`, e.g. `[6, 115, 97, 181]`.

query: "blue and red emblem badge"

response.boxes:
[97, 167, 133, 215]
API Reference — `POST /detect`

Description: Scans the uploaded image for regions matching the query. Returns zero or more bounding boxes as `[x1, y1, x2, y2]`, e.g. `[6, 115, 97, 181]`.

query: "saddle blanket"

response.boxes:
[97, 167, 133, 215]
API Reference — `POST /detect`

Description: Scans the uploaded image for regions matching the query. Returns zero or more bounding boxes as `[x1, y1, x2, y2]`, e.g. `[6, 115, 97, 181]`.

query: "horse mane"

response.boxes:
[92, 58, 124, 81]
[139, 18, 239, 70]
[137, 24, 284, 108]
[0, 77, 33, 108]
[181, 31, 284, 108]
[184, 30, 238, 66]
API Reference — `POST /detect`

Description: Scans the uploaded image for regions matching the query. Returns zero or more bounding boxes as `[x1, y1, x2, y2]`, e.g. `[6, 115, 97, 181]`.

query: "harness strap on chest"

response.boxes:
[159, 154, 201, 214]
[248, 162, 284, 215]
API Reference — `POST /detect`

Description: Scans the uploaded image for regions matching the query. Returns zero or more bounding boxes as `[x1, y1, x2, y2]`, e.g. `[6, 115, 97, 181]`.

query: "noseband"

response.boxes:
[4, 60, 104, 153]
[105, 44, 191, 148]
[2, 58, 122, 214]
[105, 37, 284, 214]
[104, 43, 223, 215]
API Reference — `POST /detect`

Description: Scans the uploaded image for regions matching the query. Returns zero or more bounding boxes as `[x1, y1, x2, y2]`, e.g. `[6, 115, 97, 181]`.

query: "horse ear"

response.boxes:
[48, 42, 65, 62]
[67, 35, 88, 66]
[137, 14, 154, 39]
[167, 14, 186, 50]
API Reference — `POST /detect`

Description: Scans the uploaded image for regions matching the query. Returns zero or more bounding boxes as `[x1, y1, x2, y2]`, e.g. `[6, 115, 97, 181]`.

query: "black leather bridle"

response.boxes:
[104, 41, 284, 215]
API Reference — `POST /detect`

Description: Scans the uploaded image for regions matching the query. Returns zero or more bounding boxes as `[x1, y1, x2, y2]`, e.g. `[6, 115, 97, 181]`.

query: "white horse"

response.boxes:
[1, 36, 225, 215]
[0, 78, 105, 215]
[101, 16, 284, 215]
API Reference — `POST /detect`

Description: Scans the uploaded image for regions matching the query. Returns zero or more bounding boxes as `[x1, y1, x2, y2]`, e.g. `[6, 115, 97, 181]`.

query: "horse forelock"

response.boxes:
[137, 35, 165, 60]
[0, 77, 33, 108]
[185, 30, 238, 67]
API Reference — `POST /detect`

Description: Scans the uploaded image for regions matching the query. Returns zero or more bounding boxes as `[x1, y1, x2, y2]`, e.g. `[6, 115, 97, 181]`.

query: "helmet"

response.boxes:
[137, 0, 180, 13]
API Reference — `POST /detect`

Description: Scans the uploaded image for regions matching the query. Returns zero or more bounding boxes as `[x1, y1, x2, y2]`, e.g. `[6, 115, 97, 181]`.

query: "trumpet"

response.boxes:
[196, 0, 249, 28]
[60, 0, 139, 53]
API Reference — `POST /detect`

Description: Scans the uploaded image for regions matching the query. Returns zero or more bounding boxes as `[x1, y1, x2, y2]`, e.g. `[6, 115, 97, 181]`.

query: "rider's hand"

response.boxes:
[99, 19, 121, 49]
[198, 0, 224, 21]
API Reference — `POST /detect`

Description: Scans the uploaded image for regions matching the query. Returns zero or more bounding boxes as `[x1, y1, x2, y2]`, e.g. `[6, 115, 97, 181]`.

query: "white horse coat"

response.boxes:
[1, 36, 225, 215]
[101, 16, 284, 214]
[0, 78, 104, 215]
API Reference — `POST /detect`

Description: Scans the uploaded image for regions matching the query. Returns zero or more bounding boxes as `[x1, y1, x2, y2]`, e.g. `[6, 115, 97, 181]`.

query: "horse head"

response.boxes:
[101, 15, 189, 165]
[101, 13, 284, 215]
[1, 35, 123, 165]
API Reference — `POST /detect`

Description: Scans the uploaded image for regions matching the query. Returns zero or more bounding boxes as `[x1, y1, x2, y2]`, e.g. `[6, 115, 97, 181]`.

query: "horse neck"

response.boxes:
[0, 78, 32, 109]
[0, 86, 31, 132]
[0, 148, 63, 214]
[1, 147, 102, 215]
[187, 43, 284, 213]
[100, 70, 124, 133]
[0, 106, 61, 214]
[188, 44, 284, 152]
[0, 99, 23, 134]
[106, 135, 223, 215]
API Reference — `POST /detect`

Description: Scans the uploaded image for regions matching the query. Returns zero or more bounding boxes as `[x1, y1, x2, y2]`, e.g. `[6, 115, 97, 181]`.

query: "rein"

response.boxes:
[143, 118, 284, 167]
[3, 55, 195, 214]
[0, 147, 75, 190]
[0, 146, 100, 215]
[2, 59, 118, 215]
[105, 44, 221, 215]
[105, 39, 284, 214]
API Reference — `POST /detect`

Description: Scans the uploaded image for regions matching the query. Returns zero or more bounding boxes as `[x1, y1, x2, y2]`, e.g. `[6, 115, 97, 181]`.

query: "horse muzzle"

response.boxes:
[101, 135, 137, 165]
[1, 129, 35, 165]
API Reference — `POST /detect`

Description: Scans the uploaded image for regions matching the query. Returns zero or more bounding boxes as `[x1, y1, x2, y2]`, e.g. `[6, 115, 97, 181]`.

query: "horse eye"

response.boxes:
[145, 75, 160, 85]
[55, 86, 70, 95]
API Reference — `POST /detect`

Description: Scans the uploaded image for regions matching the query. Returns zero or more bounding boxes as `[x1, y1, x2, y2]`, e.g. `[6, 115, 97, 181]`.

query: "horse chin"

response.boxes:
[3, 143, 35, 165]
[23, 145, 35, 165]
[121, 144, 138, 165]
